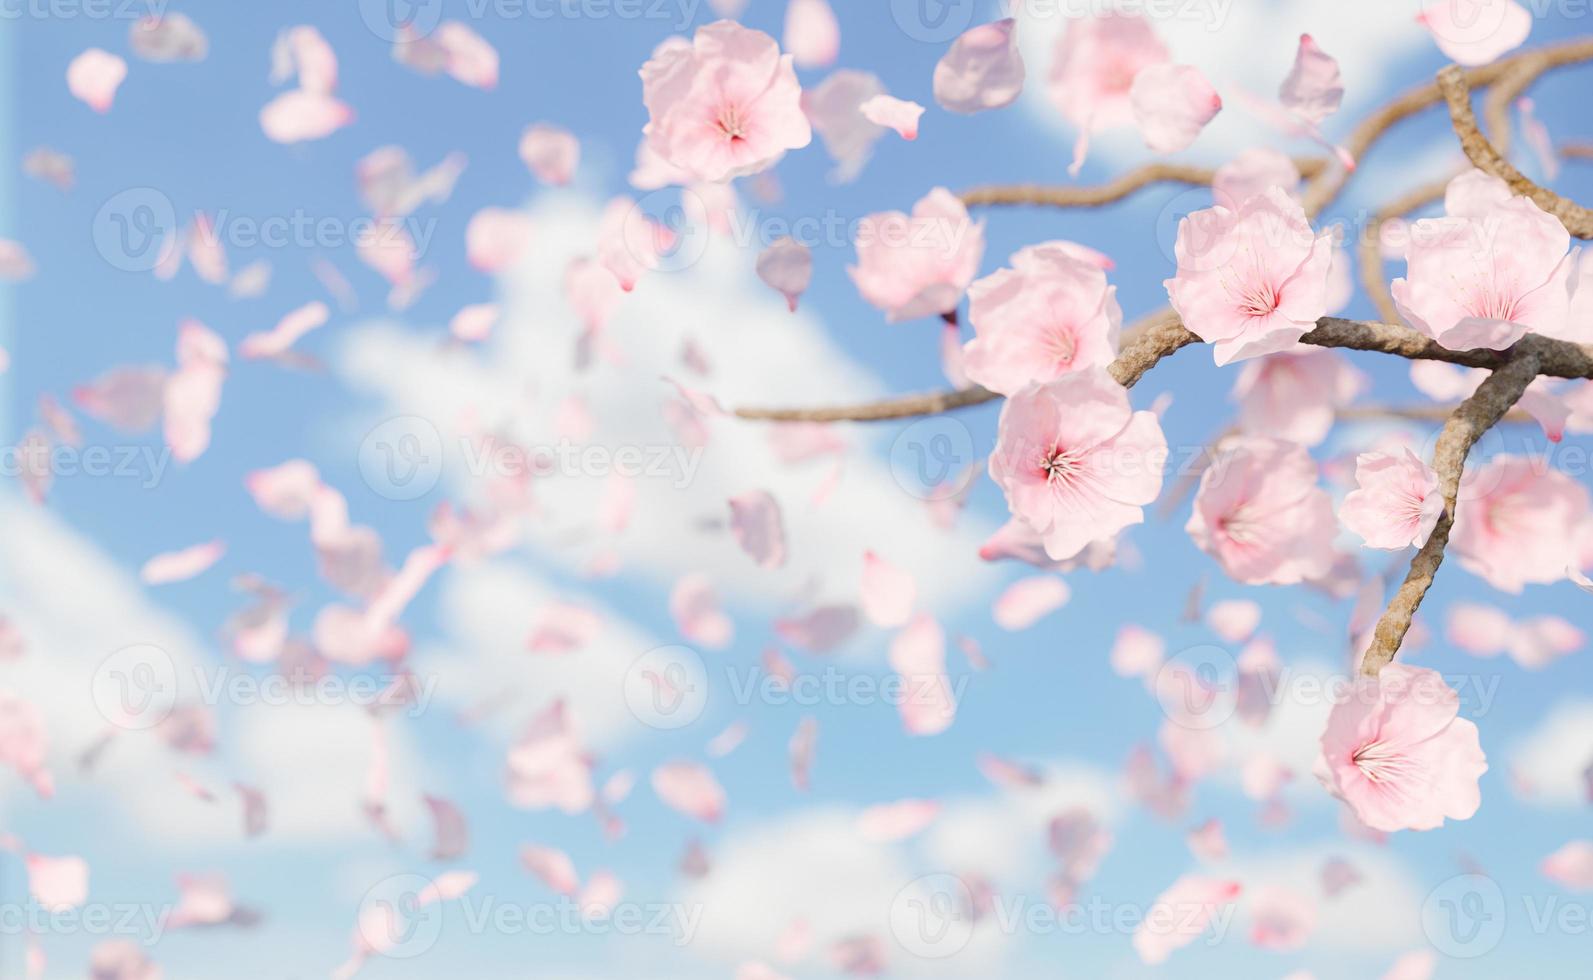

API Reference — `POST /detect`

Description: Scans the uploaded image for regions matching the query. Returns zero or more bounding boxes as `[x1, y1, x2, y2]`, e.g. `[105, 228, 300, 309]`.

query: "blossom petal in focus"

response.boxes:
[988, 369, 1167, 562]
[1165, 186, 1335, 366]
[933, 18, 1025, 114]
[963, 242, 1121, 396]
[641, 21, 812, 183]
[1130, 63, 1221, 154]
[850, 187, 984, 323]
[1339, 450, 1445, 550]
[1317, 664, 1486, 832]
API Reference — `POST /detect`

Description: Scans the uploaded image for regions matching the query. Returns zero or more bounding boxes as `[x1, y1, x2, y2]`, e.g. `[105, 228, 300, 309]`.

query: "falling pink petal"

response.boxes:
[140, 539, 225, 585]
[756, 238, 813, 312]
[130, 12, 208, 62]
[240, 301, 329, 360]
[1279, 35, 1344, 125]
[436, 21, 499, 89]
[933, 18, 1025, 114]
[789, 716, 818, 791]
[859, 95, 924, 140]
[1380, 950, 1437, 980]
[75, 366, 170, 430]
[670, 573, 733, 649]
[259, 89, 352, 143]
[773, 605, 859, 653]
[423, 794, 470, 860]
[526, 601, 603, 654]
[651, 760, 726, 823]
[728, 490, 788, 569]
[1249, 885, 1317, 950]
[1541, 840, 1593, 890]
[1132, 875, 1242, 964]
[860, 550, 917, 628]
[521, 844, 580, 895]
[1206, 599, 1262, 644]
[1110, 624, 1165, 679]
[466, 207, 533, 273]
[67, 49, 126, 113]
[993, 576, 1070, 630]
[784, 0, 840, 68]
[856, 799, 940, 842]
[163, 320, 227, 464]
[1419, 0, 1532, 66]
[1187, 819, 1228, 861]
[520, 123, 580, 185]
[26, 854, 89, 912]
[449, 302, 499, 343]
[1130, 63, 1222, 154]
[888, 615, 957, 736]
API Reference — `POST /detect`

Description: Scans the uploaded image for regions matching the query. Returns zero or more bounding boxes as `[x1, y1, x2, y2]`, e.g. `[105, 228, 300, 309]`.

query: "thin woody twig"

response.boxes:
[960, 160, 1326, 210]
[732, 316, 1593, 421]
[1438, 63, 1593, 238]
[1358, 351, 1544, 676]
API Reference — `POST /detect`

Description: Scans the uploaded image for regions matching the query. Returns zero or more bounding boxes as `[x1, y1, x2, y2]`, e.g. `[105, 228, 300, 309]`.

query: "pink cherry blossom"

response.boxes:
[934, 18, 1025, 115]
[858, 95, 923, 140]
[1279, 35, 1344, 125]
[989, 369, 1167, 561]
[1541, 840, 1593, 890]
[1419, 0, 1532, 66]
[1213, 148, 1302, 209]
[1317, 664, 1487, 832]
[849, 187, 984, 322]
[1232, 347, 1366, 446]
[1451, 454, 1591, 592]
[962, 242, 1122, 395]
[1047, 12, 1170, 175]
[1131, 875, 1241, 964]
[67, 49, 126, 113]
[1165, 186, 1336, 365]
[519, 124, 580, 185]
[1129, 63, 1222, 154]
[640, 21, 812, 183]
[1392, 194, 1573, 351]
[1186, 437, 1337, 585]
[1339, 450, 1445, 550]
[756, 238, 813, 311]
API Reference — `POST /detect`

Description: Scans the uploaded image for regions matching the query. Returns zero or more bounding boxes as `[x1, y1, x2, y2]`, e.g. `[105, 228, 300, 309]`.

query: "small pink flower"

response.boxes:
[962, 242, 1122, 395]
[849, 187, 985, 323]
[1047, 12, 1170, 174]
[1164, 186, 1335, 366]
[1391, 194, 1575, 351]
[1316, 664, 1487, 832]
[988, 369, 1167, 562]
[1451, 454, 1592, 592]
[640, 21, 812, 184]
[1339, 450, 1445, 550]
[1231, 347, 1366, 446]
[1186, 437, 1337, 585]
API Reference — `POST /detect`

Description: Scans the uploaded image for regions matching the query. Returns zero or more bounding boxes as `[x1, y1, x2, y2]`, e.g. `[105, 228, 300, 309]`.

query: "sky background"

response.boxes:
[2, 0, 1593, 977]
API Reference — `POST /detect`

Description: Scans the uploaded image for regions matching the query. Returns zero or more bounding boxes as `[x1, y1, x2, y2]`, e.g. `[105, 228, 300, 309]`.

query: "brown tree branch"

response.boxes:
[1563, 141, 1593, 162]
[960, 160, 1325, 210]
[732, 316, 1593, 421]
[1359, 351, 1544, 676]
[1438, 64, 1593, 238]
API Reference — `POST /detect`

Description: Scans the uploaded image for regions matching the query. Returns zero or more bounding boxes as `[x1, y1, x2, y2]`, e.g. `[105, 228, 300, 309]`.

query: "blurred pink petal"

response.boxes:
[1131, 875, 1241, 964]
[140, 539, 225, 585]
[652, 760, 726, 823]
[993, 576, 1069, 631]
[728, 491, 788, 569]
[784, 0, 839, 68]
[859, 95, 924, 140]
[756, 238, 813, 312]
[67, 49, 126, 113]
[520, 123, 580, 185]
[860, 550, 916, 628]
[934, 18, 1025, 114]
[856, 799, 939, 842]
[1279, 34, 1343, 124]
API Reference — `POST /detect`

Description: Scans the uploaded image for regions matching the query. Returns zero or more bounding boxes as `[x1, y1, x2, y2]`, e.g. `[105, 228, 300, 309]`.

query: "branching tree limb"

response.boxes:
[1358, 351, 1544, 675]
[960, 160, 1325, 210]
[1439, 64, 1593, 238]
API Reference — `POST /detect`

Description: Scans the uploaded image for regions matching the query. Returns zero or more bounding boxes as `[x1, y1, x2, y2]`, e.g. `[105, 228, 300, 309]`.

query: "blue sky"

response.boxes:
[2, 1, 1593, 978]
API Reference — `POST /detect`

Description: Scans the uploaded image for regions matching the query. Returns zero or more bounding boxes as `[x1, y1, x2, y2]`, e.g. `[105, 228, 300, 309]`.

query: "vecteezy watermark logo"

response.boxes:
[623, 645, 708, 730]
[91, 643, 179, 730]
[890, 417, 978, 501]
[890, 873, 976, 958]
[1422, 873, 1507, 958]
[357, 874, 447, 961]
[1153, 644, 1238, 730]
[360, 416, 445, 501]
[890, 0, 978, 43]
[93, 188, 178, 273]
[625, 188, 713, 274]
[358, 0, 444, 40]
[0, 0, 170, 22]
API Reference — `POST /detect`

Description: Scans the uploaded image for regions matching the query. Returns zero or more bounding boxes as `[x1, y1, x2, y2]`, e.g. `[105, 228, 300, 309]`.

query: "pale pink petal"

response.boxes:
[466, 207, 533, 273]
[1110, 624, 1164, 679]
[1279, 34, 1343, 124]
[140, 540, 225, 585]
[1206, 599, 1262, 643]
[651, 760, 726, 823]
[1541, 840, 1593, 890]
[856, 799, 940, 842]
[240, 301, 329, 360]
[449, 302, 499, 343]
[670, 573, 733, 649]
[993, 576, 1070, 631]
[130, 13, 208, 62]
[933, 18, 1025, 114]
[860, 550, 917, 628]
[67, 49, 126, 113]
[859, 95, 924, 140]
[259, 89, 352, 143]
[163, 320, 227, 464]
[1130, 63, 1222, 154]
[520, 845, 579, 895]
[887, 614, 957, 735]
[520, 124, 580, 185]
[784, 0, 840, 68]
[1132, 875, 1242, 964]
[756, 238, 813, 312]
[728, 491, 788, 569]
[26, 854, 89, 912]
[1419, 0, 1532, 65]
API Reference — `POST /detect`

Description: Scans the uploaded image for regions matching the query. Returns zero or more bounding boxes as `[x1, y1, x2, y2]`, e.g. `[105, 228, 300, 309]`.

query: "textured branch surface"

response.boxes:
[733, 317, 1593, 421]
[960, 160, 1325, 210]
[1359, 352, 1544, 676]
[1439, 64, 1593, 238]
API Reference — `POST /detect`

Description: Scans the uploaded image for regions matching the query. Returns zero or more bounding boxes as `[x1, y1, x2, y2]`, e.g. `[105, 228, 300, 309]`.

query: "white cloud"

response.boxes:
[334, 193, 997, 617]
[1509, 699, 1593, 807]
[1216, 843, 1426, 953]
[921, 761, 1118, 879]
